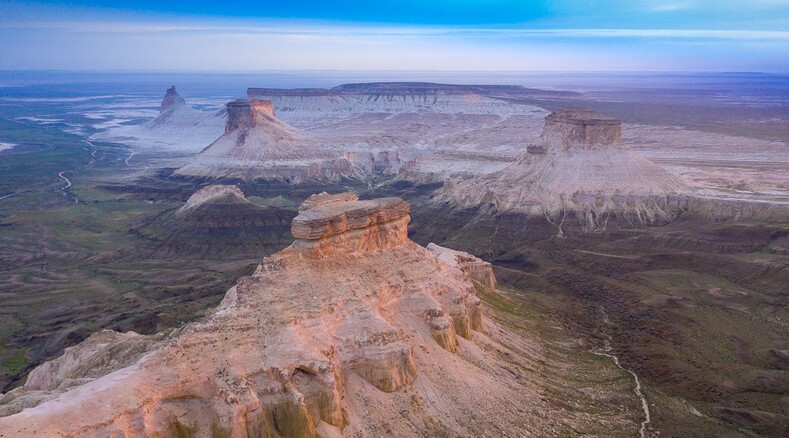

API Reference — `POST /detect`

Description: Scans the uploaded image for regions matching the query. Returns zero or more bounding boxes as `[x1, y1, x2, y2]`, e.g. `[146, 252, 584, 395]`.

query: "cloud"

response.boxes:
[0, 3, 787, 72]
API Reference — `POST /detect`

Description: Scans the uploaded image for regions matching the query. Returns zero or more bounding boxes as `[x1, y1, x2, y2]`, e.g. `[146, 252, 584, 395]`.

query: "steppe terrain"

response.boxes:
[0, 72, 787, 436]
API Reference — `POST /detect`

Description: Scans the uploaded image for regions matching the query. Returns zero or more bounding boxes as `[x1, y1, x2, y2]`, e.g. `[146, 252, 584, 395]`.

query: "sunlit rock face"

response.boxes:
[427, 243, 496, 290]
[0, 193, 493, 437]
[438, 108, 690, 232]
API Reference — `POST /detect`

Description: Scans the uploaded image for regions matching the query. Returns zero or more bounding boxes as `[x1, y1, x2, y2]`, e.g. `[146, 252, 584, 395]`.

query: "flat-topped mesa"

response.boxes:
[291, 192, 411, 255]
[224, 99, 276, 133]
[541, 107, 622, 149]
[160, 85, 186, 113]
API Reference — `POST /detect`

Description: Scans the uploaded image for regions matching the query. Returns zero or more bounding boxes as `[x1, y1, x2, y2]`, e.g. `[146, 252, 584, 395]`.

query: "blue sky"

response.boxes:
[1, 0, 788, 71]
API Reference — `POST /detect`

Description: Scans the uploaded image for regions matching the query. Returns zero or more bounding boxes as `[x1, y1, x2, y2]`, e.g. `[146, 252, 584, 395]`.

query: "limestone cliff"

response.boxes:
[174, 99, 364, 182]
[438, 108, 690, 232]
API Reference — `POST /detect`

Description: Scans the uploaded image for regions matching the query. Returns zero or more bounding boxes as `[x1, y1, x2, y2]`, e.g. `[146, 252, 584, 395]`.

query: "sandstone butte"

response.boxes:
[0, 192, 576, 437]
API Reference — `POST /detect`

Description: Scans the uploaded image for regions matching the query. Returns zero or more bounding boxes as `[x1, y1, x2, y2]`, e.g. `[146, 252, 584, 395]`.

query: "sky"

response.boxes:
[1, 0, 788, 72]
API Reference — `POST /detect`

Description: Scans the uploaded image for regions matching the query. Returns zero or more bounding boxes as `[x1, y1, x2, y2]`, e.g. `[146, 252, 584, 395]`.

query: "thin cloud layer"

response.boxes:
[0, 1, 787, 71]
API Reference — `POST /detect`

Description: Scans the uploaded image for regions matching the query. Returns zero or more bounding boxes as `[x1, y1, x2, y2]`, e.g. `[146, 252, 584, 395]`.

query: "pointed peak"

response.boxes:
[160, 85, 186, 113]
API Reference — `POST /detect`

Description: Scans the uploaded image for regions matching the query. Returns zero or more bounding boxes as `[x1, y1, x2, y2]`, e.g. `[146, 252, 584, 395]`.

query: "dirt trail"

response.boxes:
[593, 307, 652, 438]
[57, 171, 77, 203]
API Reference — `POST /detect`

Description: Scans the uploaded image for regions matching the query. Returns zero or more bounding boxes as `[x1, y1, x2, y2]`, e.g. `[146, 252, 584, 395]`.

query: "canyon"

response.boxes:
[0, 193, 643, 436]
[1, 77, 786, 437]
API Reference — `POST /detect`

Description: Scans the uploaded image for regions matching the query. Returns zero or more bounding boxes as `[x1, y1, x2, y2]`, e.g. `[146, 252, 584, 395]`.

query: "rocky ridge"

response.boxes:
[176, 184, 251, 215]
[0, 193, 520, 437]
[247, 82, 550, 182]
[134, 184, 293, 258]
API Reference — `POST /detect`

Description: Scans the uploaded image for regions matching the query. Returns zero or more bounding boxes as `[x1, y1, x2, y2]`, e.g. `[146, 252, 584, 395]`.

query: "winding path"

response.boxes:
[593, 307, 652, 438]
[591, 350, 651, 438]
[125, 148, 135, 166]
[57, 171, 78, 203]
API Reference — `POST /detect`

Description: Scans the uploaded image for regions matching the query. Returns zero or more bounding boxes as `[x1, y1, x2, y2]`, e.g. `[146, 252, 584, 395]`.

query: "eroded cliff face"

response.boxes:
[438, 108, 691, 232]
[224, 99, 276, 133]
[0, 193, 488, 437]
[174, 99, 368, 183]
[541, 108, 623, 149]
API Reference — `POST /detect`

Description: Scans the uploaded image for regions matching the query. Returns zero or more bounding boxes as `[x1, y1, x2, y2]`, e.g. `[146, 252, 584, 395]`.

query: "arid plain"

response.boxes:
[0, 72, 787, 437]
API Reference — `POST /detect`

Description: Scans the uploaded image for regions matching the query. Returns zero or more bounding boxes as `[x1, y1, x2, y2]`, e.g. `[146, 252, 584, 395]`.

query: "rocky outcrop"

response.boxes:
[160, 86, 186, 113]
[438, 108, 690, 232]
[0, 193, 492, 436]
[224, 99, 276, 133]
[427, 243, 496, 290]
[91, 86, 226, 152]
[135, 185, 294, 259]
[173, 99, 364, 182]
[0, 330, 166, 417]
[177, 184, 249, 215]
[541, 108, 622, 149]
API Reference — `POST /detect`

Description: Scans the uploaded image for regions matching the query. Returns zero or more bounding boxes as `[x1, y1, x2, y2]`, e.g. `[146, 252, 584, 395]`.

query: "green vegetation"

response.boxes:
[413, 206, 789, 436]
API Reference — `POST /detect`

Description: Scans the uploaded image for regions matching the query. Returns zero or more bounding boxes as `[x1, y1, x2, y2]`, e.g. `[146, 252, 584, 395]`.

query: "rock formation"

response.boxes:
[541, 108, 623, 149]
[160, 86, 186, 113]
[439, 108, 690, 231]
[247, 82, 553, 182]
[134, 184, 293, 258]
[91, 86, 226, 153]
[0, 330, 166, 418]
[0, 193, 494, 436]
[176, 184, 250, 215]
[173, 99, 365, 182]
[426, 242, 496, 290]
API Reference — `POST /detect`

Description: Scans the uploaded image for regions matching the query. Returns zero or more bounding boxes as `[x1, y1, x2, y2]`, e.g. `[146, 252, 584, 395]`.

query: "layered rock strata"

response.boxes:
[0, 193, 488, 436]
[439, 108, 690, 231]
[135, 184, 294, 259]
[247, 82, 552, 183]
[174, 99, 365, 182]
[426, 242, 496, 290]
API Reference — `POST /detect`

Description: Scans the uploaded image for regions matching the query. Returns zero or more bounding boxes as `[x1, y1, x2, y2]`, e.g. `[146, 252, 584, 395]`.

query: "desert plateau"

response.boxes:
[1, 1, 788, 437]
